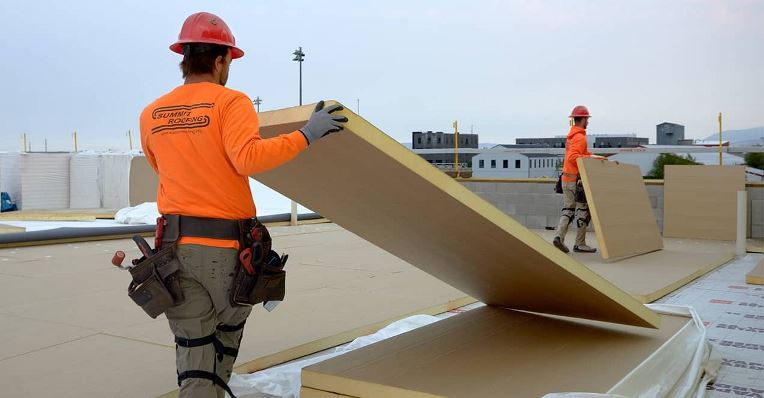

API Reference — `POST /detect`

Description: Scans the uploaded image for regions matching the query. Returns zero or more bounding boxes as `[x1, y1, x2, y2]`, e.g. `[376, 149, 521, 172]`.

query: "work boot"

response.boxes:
[573, 244, 597, 253]
[553, 237, 569, 253]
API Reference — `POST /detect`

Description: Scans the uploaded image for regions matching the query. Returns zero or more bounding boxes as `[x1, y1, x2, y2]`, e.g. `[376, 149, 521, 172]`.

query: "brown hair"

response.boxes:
[179, 43, 229, 78]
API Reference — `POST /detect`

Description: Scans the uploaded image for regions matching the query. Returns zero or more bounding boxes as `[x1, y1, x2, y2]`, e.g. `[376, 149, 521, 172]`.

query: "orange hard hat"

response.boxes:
[170, 12, 244, 59]
[569, 105, 591, 118]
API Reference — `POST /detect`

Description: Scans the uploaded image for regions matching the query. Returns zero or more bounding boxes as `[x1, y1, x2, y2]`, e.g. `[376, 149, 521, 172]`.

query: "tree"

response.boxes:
[744, 152, 764, 170]
[646, 153, 700, 179]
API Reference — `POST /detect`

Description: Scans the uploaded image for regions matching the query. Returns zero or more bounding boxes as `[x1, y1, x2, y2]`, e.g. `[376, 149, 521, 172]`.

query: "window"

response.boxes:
[427, 137, 431, 143]
[437, 137, 441, 144]
[491, 160, 496, 168]
[479, 160, 484, 168]
[532, 159, 536, 168]
[515, 159, 521, 168]
[503, 160, 508, 168]
[417, 137, 422, 144]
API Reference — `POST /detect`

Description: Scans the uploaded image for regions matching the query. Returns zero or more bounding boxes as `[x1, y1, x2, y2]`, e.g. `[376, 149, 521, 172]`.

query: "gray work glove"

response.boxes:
[299, 101, 348, 145]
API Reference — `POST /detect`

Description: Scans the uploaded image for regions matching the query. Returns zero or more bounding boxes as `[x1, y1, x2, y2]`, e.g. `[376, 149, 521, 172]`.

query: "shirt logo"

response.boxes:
[151, 103, 214, 134]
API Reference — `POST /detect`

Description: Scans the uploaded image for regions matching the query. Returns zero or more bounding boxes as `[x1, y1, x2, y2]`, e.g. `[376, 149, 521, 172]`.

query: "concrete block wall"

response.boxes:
[461, 180, 764, 238]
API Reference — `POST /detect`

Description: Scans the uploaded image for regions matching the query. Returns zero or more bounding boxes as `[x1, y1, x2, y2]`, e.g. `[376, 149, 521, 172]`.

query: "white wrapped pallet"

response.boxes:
[0, 152, 22, 209]
[20, 152, 71, 210]
[69, 152, 101, 209]
[100, 152, 134, 209]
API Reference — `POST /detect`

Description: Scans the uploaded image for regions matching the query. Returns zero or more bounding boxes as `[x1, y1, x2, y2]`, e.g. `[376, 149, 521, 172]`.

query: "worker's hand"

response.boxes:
[299, 101, 348, 145]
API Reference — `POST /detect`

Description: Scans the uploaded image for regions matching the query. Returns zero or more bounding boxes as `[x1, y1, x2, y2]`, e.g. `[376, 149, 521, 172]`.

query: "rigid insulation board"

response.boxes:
[302, 306, 689, 398]
[256, 102, 659, 328]
[69, 153, 102, 209]
[128, 156, 158, 206]
[20, 153, 71, 210]
[747, 259, 764, 285]
[663, 165, 745, 240]
[0, 153, 22, 209]
[578, 157, 663, 260]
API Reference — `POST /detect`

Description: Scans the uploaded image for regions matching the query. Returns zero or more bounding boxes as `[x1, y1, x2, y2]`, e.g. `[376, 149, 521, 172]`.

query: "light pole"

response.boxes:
[290, 46, 305, 226]
[253, 96, 262, 112]
[292, 47, 305, 106]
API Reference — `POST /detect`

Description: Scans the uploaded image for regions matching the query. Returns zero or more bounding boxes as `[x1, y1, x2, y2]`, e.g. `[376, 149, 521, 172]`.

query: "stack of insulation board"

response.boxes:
[100, 152, 158, 209]
[0, 152, 22, 209]
[20, 152, 71, 210]
[69, 152, 102, 209]
[100, 153, 134, 209]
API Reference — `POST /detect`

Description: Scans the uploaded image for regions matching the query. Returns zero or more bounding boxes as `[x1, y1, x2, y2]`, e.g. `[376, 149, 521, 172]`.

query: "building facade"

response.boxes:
[656, 122, 685, 145]
[516, 134, 648, 148]
[472, 152, 560, 179]
[412, 131, 479, 166]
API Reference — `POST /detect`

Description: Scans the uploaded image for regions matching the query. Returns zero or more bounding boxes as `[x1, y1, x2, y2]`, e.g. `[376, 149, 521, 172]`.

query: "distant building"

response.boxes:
[590, 134, 649, 148]
[515, 137, 566, 148]
[412, 131, 478, 149]
[472, 152, 560, 179]
[516, 134, 647, 148]
[657, 122, 685, 145]
[412, 131, 479, 165]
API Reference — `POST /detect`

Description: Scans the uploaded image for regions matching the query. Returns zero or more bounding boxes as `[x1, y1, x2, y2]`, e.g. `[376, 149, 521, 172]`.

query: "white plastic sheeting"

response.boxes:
[544, 304, 720, 398]
[0, 152, 22, 209]
[115, 202, 159, 225]
[69, 152, 101, 209]
[20, 152, 71, 210]
[228, 315, 441, 398]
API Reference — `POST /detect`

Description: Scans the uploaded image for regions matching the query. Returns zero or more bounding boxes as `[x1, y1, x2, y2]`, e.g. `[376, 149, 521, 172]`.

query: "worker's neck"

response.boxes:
[184, 74, 220, 85]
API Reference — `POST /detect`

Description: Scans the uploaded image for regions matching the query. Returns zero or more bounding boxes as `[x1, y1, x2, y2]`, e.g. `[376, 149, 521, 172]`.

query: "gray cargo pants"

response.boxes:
[554, 181, 591, 247]
[166, 244, 252, 398]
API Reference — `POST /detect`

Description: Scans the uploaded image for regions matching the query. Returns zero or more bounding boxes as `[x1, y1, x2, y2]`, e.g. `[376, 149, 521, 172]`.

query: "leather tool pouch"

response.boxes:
[554, 174, 563, 194]
[231, 251, 286, 306]
[127, 245, 184, 318]
[230, 222, 287, 307]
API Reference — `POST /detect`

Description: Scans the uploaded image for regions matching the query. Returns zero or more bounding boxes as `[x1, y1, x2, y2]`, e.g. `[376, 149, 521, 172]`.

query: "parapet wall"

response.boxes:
[460, 178, 764, 239]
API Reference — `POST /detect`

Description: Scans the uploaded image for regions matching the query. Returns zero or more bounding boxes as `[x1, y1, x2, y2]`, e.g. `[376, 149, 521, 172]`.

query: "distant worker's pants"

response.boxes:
[166, 244, 253, 398]
[555, 181, 590, 247]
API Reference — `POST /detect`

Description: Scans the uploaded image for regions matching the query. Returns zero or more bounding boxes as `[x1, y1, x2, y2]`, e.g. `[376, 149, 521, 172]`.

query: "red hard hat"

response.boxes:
[570, 105, 591, 118]
[170, 12, 244, 59]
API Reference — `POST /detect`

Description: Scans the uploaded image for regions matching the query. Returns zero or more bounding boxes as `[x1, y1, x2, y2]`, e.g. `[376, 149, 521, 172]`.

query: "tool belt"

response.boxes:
[127, 243, 184, 318]
[229, 219, 288, 307]
[160, 214, 287, 308]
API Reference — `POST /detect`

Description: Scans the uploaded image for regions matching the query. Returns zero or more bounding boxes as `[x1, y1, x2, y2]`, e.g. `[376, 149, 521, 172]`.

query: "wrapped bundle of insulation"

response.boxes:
[20, 152, 71, 209]
[0, 152, 22, 210]
[100, 152, 157, 209]
[69, 152, 101, 209]
[100, 153, 134, 209]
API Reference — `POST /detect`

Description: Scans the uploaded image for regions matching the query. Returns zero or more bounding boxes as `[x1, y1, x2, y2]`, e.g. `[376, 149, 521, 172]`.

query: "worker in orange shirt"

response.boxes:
[553, 105, 604, 254]
[138, 12, 346, 398]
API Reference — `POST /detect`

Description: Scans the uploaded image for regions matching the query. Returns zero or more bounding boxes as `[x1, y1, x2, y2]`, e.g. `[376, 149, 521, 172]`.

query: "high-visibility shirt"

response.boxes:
[139, 82, 307, 248]
[561, 126, 594, 182]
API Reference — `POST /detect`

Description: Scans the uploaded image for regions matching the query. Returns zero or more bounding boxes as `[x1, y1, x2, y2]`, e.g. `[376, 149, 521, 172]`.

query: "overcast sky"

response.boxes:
[0, 0, 761, 152]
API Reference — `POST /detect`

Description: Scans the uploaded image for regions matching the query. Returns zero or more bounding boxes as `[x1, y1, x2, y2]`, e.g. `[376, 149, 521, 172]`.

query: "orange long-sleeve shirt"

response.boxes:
[139, 82, 307, 248]
[561, 126, 594, 182]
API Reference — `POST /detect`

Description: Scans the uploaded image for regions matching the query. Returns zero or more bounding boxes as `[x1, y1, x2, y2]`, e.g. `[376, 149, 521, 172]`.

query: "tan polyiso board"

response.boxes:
[663, 165, 745, 240]
[256, 102, 659, 328]
[747, 259, 764, 285]
[0, 225, 471, 397]
[0, 223, 25, 234]
[535, 230, 734, 302]
[578, 157, 663, 260]
[129, 155, 159, 206]
[302, 306, 688, 398]
[0, 334, 177, 398]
